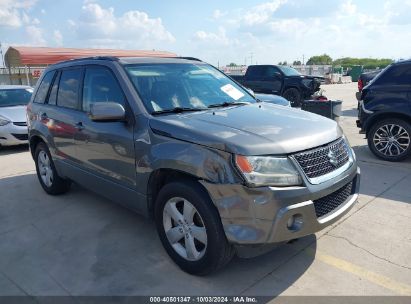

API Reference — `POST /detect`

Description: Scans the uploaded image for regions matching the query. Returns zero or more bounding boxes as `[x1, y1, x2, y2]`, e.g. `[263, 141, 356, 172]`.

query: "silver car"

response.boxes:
[0, 85, 33, 147]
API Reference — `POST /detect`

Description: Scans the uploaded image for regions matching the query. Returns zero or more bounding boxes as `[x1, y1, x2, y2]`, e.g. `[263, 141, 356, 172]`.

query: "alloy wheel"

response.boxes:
[163, 197, 207, 261]
[373, 123, 410, 157]
[38, 150, 53, 187]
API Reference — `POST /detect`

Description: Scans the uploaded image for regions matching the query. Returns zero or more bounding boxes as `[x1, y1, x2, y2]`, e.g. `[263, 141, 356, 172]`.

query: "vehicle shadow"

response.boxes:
[0, 144, 29, 156]
[342, 107, 358, 117]
[352, 144, 411, 204]
[0, 172, 316, 297]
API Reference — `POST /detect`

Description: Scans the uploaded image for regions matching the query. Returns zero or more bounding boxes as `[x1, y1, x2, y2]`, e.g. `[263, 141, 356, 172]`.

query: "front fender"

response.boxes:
[135, 135, 242, 196]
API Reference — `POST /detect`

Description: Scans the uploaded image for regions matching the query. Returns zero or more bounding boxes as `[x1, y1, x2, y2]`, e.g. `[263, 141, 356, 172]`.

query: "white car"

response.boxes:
[0, 85, 33, 147]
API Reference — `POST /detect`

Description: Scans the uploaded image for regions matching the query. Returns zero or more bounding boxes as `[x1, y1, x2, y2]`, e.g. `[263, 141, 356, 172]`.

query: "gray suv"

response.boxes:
[27, 56, 360, 275]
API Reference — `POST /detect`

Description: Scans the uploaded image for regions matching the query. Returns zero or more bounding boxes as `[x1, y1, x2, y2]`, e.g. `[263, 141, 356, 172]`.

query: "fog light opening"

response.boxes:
[287, 214, 303, 232]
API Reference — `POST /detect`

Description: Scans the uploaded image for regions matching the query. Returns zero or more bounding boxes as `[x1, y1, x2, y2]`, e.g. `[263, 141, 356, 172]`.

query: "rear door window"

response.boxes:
[374, 64, 411, 85]
[57, 68, 82, 109]
[33, 71, 55, 104]
[82, 66, 125, 112]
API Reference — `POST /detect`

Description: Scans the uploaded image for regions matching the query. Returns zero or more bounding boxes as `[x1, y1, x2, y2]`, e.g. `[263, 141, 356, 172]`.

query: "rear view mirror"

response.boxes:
[89, 102, 126, 122]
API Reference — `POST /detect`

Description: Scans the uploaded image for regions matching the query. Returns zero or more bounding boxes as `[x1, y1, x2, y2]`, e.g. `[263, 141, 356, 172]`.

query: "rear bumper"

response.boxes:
[0, 124, 28, 146]
[201, 164, 360, 245]
[357, 100, 372, 135]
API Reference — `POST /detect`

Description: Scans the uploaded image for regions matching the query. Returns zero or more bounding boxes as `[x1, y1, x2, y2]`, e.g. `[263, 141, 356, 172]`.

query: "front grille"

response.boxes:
[11, 133, 28, 141]
[293, 137, 350, 179]
[13, 122, 27, 127]
[313, 181, 353, 218]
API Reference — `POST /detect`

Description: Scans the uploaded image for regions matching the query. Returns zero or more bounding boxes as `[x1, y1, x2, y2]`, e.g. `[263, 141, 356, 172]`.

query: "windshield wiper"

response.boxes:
[151, 107, 205, 115]
[207, 101, 250, 108]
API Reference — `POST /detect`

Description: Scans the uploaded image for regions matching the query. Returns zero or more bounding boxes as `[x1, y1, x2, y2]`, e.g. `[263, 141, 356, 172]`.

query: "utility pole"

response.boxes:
[303, 54, 305, 66]
[249, 52, 253, 65]
[0, 42, 4, 67]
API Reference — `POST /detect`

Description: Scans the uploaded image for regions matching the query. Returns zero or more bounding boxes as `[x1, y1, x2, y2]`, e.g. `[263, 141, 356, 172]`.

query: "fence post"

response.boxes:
[25, 65, 31, 86]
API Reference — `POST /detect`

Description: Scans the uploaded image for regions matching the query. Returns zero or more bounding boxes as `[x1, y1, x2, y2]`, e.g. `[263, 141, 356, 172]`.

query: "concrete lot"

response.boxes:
[0, 82, 410, 298]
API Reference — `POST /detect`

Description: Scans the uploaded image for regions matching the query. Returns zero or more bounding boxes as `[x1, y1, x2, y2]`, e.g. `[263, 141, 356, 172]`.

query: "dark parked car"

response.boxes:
[231, 65, 323, 107]
[28, 56, 360, 275]
[357, 60, 411, 161]
[356, 69, 381, 101]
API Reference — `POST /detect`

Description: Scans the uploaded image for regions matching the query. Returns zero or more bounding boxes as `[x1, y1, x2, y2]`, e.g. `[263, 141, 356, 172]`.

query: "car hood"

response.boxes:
[149, 103, 342, 155]
[0, 105, 27, 122]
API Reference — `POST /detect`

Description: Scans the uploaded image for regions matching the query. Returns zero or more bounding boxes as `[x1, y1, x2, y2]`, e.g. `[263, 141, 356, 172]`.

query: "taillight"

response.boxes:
[358, 79, 363, 91]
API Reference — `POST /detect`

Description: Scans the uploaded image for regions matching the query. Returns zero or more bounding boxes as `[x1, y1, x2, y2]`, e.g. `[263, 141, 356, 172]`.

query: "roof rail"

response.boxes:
[67, 56, 119, 63]
[176, 57, 202, 62]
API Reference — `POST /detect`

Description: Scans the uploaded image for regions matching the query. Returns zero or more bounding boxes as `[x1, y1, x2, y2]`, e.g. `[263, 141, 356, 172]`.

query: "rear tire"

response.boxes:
[154, 180, 234, 275]
[34, 142, 71, 195]
[368, 119, 411, 162]
[282, 88, 302, 107]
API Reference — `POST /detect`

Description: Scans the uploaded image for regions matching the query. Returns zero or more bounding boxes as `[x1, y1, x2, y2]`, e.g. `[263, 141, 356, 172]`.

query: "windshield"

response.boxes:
[125, 63, 255, 113]
[278, 66, 301, 76]
[0, 88, 33, 107]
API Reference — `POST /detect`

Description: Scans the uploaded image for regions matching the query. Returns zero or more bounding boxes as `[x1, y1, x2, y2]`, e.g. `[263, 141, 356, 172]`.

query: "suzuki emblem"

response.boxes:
[327, 149, 338, 167]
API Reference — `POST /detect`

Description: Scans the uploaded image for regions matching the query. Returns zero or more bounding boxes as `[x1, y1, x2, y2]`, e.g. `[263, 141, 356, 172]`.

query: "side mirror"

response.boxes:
[273, 72, 282, 78]
[89, 102, 126, 122]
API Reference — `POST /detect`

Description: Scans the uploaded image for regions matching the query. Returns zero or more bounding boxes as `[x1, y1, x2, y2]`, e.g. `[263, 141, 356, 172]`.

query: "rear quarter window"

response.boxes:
[47, 71, 61, 106]
[33, 71, 55, 103]
[374, 64, 411, 86]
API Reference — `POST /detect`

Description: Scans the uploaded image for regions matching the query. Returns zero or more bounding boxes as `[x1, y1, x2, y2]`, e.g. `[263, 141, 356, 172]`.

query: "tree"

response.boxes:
[306, 54, 333, 65]
[332, 57, 393, 69]
[228, 62, 238, 67]
[293, 60, 302, 65]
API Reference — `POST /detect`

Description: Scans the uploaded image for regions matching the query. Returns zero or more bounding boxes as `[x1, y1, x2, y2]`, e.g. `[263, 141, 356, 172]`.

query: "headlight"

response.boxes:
[0, 115, 11, 126]
[342, 135, 356, 161]
[235, 155, 302, 187]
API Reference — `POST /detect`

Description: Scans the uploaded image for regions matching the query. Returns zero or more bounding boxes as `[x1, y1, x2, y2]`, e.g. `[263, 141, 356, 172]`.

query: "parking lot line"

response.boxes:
[305, 248, 411, 296]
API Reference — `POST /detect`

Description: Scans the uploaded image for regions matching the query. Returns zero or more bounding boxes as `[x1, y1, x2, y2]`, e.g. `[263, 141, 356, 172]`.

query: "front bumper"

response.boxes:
[201, 164, 360, 245]
[0, 123, 28, 146]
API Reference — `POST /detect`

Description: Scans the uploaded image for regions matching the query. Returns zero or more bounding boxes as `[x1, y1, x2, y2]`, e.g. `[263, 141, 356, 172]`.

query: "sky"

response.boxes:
[0, 0, 410, 66]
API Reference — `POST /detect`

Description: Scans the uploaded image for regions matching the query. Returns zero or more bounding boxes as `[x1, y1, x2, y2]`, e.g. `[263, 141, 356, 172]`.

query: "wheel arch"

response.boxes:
[29, 134, 47, 159]
[365, 112, 411, 137]
[282, 85, 300, 95]
[146, 168, 208, 219]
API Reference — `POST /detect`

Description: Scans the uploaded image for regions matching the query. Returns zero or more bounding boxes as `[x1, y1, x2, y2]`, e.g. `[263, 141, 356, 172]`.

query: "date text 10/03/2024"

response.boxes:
[149, 296, 258, 303]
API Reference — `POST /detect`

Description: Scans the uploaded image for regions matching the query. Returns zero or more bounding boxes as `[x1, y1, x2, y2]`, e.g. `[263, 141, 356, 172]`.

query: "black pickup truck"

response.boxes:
[231, 65, 323, 107]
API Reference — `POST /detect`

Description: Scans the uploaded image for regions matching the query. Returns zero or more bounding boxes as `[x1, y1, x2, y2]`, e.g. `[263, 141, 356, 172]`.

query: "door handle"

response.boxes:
[75, 122, 84, 130]
[40, 113, 48, 120]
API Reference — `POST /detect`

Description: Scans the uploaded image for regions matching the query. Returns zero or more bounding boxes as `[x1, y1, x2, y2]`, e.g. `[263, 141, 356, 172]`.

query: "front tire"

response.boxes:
[34, 142, 71, 195]
[154, 180, 234, 275]
[368, 119, 411, 161]
[282, 88, 302, 107]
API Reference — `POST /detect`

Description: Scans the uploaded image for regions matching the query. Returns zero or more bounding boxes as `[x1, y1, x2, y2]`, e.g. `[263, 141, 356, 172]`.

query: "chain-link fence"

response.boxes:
[0, 66, 45, 86]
